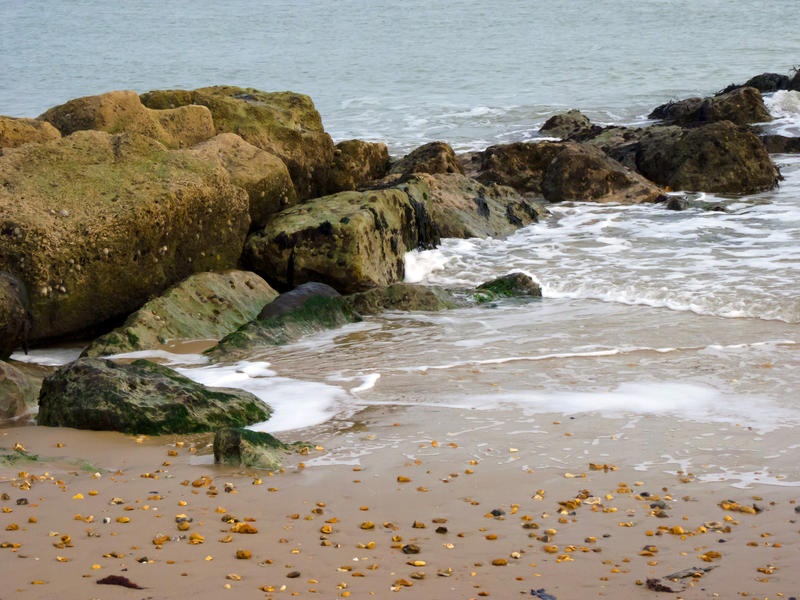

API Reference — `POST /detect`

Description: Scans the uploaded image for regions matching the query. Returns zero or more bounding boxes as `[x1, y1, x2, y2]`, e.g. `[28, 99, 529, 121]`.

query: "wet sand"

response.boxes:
[2, 407, 799, 600]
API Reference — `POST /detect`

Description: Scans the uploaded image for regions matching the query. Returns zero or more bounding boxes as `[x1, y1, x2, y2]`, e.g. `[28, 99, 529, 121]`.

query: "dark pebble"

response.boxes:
[16, 498, 28, 505]
[287, 571, 301, 578]
[402, 544, 421, 554]
[490, 509, 505, 517]
[435, 526, 448, 534]
[794, 506, 800, 513]
[650, 500, 667, 509]
[136, 556, 148, 563]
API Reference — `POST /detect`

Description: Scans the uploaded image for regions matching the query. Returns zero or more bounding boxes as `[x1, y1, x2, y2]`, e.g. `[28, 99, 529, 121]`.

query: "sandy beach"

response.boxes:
[3, 402, 799, 600]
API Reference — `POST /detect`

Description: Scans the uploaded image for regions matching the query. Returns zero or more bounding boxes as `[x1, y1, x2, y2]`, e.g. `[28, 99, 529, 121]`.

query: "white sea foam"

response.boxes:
[764, 90, 800, 137]
[10, 347, 83, 366]
[175, 361, 345, 433]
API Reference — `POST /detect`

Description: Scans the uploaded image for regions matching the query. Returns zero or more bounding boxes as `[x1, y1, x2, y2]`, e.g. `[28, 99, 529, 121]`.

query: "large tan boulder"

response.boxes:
[140, 86, 336, 199]
[83, 270, 278, 357]
[185, 133, 297, 229]
[38, 90, 215, 148]
[542, 143, 666, 204]
[0, 117, 60, 148]
[0, 130, 250, 341]
[330, 139, 390, 190]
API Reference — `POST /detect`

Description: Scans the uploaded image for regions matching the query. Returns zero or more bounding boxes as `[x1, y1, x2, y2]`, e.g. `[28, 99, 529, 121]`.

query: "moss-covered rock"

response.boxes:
[243, 182, 438, 293]
[330, 139, 390, 191]
[475, 141, 568, 194]
[0, 361, 39, 419]
[38, 358, 270, 434]
[390, 141, 464, 176]
[346, 283, 464, 314]
[140, 86, 335, 200]
[257, 282, 340, 320]
[213, 428, 293, 470]
[475, 272, 542, 302]
[0, 130, 250, 342]
[761, 134, 800, 154]
[83, 271, 278, 357]
[39, 90, 215, 149]
[414, 173, 544, 237]
[635, 121, 779, 194]
[0, 116, 61, 148]
[0, 272, 31, 359]
[184, 133, 297, 229]
[208, 293, 362, 360]
[542, 143, 666, 204]
[649, 87, 772, 126]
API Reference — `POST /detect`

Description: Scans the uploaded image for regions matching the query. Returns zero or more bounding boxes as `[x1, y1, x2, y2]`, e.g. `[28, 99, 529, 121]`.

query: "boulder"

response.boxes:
[761, 134, 800, 153]
[475, 141, 567, 194]
[258, 282, 340, 320]
[38, 90, 215, 148]
[83, 271, 278, 358]
[243, 182, 438, 293]
[208, 293, 361, 361]
[476, 273, 542, 301]
[184, 133, 297, 229]
[792, 70, 800, 91]
[414, 173, 544, 237]
[0, 272, 31, 359]
[649, 87, 771, 126]
[346, 283, 463, 314]
[214, 428, 293, 470]
[572, 125, 644, 170]
[330, 139, 390, 191]
[0, 117, 60, 148]
[635, 121, 779, 194]
[0, 361, 39, 420]
[38, 358, 270, 434]
[0, 130, 250, 342]
[539, 110, 592, 139]
[390, 141, 464, 176]
[140, 86, 335, 199]
[542, 143, 666, 204]
[719, 73, 791, 95]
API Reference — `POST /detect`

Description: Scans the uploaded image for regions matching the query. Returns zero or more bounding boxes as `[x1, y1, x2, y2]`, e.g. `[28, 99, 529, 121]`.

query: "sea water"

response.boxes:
[5, 0, 800, 483]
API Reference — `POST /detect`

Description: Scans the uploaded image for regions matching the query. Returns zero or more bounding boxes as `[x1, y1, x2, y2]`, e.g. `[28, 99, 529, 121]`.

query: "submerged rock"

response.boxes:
[38, 358, 270, 434]
[0, 116, 61, 148]
[0, 361, 39, 420]
[346, 283, 464, 314]
[185, 133, 297, 229]
[476, 273, 542, 301]
[39, 90, 215, 149]
[648, 87, 771, 126]
[208, 293, 361, 360]
[83, 271, 278, 357]
[0, 130, 249, 342]
[390, 141, 464, 176]
[330, 139, 390, 191]
[541, 143, 666, 204]
[0, 272, 31, 359]
[213, 428, 294, 470]
[140, 86, 335, 199]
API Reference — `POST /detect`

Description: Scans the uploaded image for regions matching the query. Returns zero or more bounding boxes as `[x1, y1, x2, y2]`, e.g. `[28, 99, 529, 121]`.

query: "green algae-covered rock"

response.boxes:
[475, 272, 542, 303]
[39, 90, 215, 149]
[346, 283, 464, 314]
[213, 428, 291, 470]
[140, 86, 335, 199]
[0, 116, 61, 149]
[208, 293, 362, 361]
[83, 271, 279, 358]
[185, 133, 297, 229]
[0, 130, 250, 342]
[244, 183, 439, 294]
[38, 358, 270, 434]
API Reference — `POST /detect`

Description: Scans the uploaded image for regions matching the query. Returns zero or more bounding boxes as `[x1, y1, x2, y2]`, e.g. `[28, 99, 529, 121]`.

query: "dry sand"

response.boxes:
[2, 407, 799, 600]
